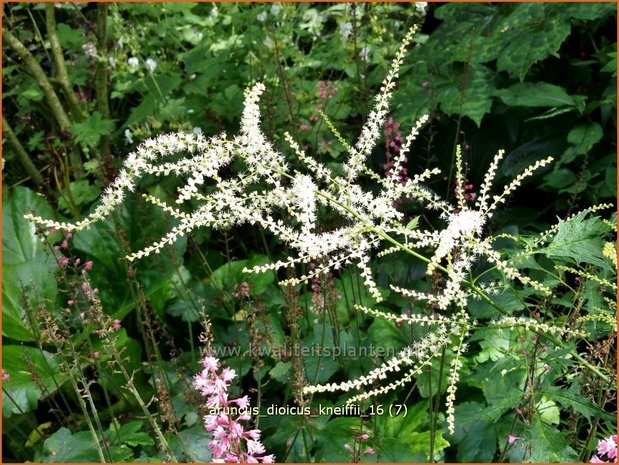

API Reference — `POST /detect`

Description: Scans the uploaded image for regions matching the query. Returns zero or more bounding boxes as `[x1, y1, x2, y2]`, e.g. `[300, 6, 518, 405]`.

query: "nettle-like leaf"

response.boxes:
[543, 210, 613, 271]
[434, 63, 495, 127]
[495, 4, 572, 81]
[70, 111, 115, 148]
[450, 401, 497, 463]
[527, 418, 579, 462]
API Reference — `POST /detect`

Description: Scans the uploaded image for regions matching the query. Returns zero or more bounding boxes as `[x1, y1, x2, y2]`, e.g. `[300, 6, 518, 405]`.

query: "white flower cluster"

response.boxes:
[25, 24, 579, 423]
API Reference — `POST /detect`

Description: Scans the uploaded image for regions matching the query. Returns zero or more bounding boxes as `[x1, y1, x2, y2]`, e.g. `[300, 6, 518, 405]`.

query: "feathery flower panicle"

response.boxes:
[24, 24, 592, 428]
[193, 355, 274, 463]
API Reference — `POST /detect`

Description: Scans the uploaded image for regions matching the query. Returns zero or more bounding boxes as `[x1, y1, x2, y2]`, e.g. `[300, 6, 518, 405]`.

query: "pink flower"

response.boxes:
[508, 434, 522, 445]
[193, 355, 274, 462]
[2, 370, 9, 381]
[300, 123, 311, 132]
[112, 319, 122, 331]
[362, 447, 375, 455]
[594, 435, 618, 462]
[83, 261, 94, 270]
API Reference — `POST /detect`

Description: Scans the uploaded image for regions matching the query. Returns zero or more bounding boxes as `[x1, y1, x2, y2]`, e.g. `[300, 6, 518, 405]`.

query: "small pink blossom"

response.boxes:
[93, 352, 100, 359]
[2, 370, 9, 381]
[193, 355, 273, 462]
[112, 319, 121, 331]
[83, 261, 94, 270]
[68, 299, 75, 305]
[299, 123, 311, 132]
[508, 434, 522, 445]
[232, 282, 250, 298]
[362, 447, 375, 455]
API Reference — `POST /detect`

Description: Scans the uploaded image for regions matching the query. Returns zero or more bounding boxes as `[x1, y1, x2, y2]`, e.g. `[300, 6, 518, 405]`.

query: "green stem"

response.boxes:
[2, 28, 84, 178]
[45, 3, 83, 122]
[95, 2, 112, 161]
[2, 116, 44, 185]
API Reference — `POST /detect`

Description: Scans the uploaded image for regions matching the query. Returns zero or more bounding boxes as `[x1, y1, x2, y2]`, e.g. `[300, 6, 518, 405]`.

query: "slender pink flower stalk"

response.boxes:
[193, 356, 274, 463]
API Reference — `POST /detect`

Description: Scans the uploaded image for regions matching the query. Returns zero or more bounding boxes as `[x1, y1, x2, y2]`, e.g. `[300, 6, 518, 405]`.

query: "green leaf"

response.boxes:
[376, 401, 449, 461]
[168, 424, 213, 462]
[114, 421, 155, 447]
[496, 4, 572, 80]
[566, 123, 603, 158]
[493, 82, 585, 110]
[539, 384, 615, 421]
[435, 63, 495, 126]
[57, 180, 101, 213]
[543, 210, 612, 271]
[536, 397, 560, 425]
[527, 418, 578, 462]
[3, 346, 68, 417]
[552, 2, 617, 21]
[450, 402, 497, 462]
[3, 187, 58, 341]
[72, 196, 187, 320]
[543, 167, 577, 189]
[313, 417, 359, 462]
[71, 111, 115, 148]
[35, 428, 101, 462]
[367, 317, 408, 353]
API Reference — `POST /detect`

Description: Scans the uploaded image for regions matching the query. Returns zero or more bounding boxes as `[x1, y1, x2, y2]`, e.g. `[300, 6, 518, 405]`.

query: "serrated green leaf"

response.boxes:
[435, 63, 495, 126]
[566, 123, 603, 159]
[544, 210, 612, 271]
[539, 385, 615, 422]
[496, 4, 572, 80]
[71, 111, 116, 148]
[451, 402, 497, 462]
[527, 418, 578, 462]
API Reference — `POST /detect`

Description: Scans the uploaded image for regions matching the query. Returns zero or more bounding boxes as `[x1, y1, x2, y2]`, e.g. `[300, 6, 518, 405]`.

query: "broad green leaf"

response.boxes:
[313, 417, 359, 462]
[536, 397, 560, 425]
[367, 317, 408, 353]
[173, 425, 213, 462]
[540, 384, 615, 421]
[303, 323, 341, 385]
[493, 82, 585, 109]
[566, 123, 603, 157]
[3, 187, 58, 341]
[496, 4, 572, 80]
[544, 210, 612, 271]
[550, 2, 617, 21]
[543, 167, 577, 189]
[376, 401, 450, 461]
[450, 402, 497, 462]
[57, 180, 101, 214]
[72, 196, 187, 318]
[435, 63, 495, 127]
[70, 111, 115, 148]
[527, 418, 578, 462]
[2, 346, 68, 417]
[35, 428, 101, 462]
[112, 421, 155, 447]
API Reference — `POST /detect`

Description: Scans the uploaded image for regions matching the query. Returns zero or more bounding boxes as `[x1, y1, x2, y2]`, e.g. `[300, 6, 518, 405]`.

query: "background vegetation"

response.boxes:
[2, 2, 616, 463]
